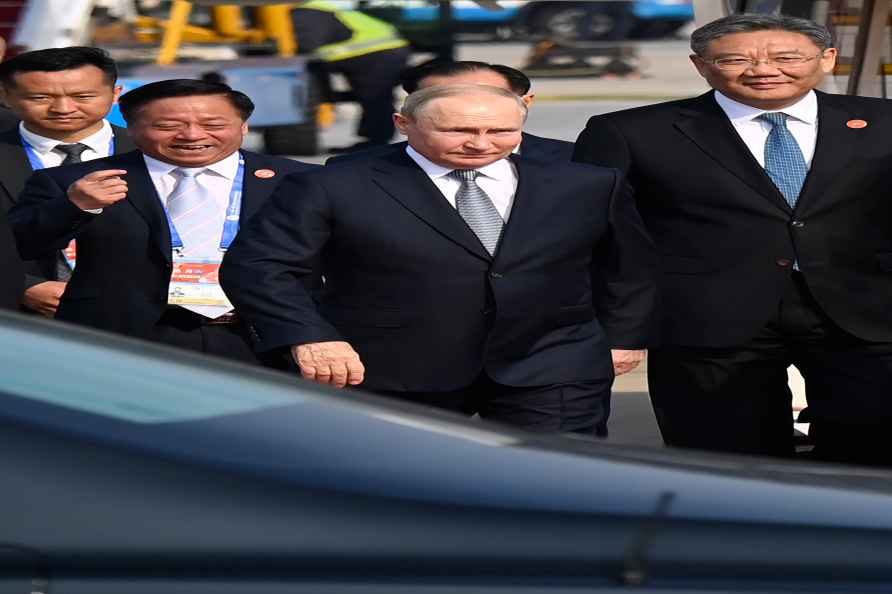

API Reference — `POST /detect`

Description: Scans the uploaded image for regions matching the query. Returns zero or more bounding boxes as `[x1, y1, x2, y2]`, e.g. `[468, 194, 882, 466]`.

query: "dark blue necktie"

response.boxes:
[759, 112, 807, 209]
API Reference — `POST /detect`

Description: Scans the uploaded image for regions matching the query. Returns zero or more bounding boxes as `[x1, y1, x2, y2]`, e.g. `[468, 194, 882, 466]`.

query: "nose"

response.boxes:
[465, 134, 493, 151]
[745, 59, 782, 75]
[175, 124, 205, 140]
[48, 96, 76, 113]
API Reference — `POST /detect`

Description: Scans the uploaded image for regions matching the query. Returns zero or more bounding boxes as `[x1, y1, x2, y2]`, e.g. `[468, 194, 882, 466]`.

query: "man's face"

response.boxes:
[1, 65, 121, 139]
[127, 94, 248, 167]
[393, 93, 523, 169]
[418, 70, 534, 106]
[691, 30, 836, 110]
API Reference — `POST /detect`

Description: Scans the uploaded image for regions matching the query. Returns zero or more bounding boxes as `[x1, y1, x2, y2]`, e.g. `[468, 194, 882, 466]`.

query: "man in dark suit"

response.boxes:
[0, 47, 135, 317]
[222, 84, 656, 435]
[10, 79, 315, 363]
[574, 14, 892, 464]
[327, 60, 574, 166]
[0, 209, 22, 310]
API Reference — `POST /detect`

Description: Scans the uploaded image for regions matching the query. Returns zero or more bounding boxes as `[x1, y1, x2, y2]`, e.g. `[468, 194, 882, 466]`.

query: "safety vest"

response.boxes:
[297, 0, 408, 62]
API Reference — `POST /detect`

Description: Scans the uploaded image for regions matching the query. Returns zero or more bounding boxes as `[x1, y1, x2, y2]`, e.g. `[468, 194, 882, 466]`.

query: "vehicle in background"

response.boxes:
[359, 0, 694, 44]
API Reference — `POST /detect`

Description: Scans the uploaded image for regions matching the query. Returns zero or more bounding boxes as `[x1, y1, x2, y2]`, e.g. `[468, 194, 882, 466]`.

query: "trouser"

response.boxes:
[326, 46, 410, 144]
[649, 271, 892, 465]
[378, 372, 613, 438]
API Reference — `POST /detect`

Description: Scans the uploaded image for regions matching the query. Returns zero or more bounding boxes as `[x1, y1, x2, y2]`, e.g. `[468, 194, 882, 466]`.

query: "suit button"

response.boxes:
[481, 308, 493, 316]
[790, 220, 805, 228]
[489, 272, 503, 279]
[776, 258, 792, 267]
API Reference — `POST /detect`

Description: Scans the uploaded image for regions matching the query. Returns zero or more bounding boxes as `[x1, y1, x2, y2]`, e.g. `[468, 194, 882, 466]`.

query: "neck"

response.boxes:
[23, 120, 105, 143]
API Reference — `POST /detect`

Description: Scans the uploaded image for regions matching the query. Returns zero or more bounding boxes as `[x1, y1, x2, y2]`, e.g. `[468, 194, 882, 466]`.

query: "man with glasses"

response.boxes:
[574, 13, 892, 465]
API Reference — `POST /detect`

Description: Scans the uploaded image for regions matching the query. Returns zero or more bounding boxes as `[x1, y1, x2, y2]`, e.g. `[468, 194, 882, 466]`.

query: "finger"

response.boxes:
[314, 365, 334, 384]
[83, 169, 128, 181]
[329, 361, 349, 388]
[299, 364, 317, 381]
[346, 359, 365, 385]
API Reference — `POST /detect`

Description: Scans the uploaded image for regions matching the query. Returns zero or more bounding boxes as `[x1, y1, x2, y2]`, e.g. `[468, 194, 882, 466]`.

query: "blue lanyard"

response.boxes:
[165, 155, 244, 254]
[21, 136, 116, 170]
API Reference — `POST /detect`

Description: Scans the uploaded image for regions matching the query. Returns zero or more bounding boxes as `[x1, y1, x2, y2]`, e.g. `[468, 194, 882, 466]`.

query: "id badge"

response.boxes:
[167, 259, 234, 307]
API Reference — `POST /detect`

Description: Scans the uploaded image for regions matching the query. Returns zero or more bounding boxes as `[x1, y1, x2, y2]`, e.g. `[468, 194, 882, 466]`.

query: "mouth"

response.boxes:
[171, 144, 214, 152]
[744, 81, 787, 90]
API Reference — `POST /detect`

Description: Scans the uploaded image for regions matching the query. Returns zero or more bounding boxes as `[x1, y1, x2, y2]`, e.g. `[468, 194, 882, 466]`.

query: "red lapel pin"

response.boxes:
[846, 119, 868, 129]
[254, 169, 276, 178]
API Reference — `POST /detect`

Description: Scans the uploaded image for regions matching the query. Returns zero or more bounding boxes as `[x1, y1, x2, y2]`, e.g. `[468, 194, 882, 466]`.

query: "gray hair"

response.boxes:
[690, 13, 834, 56]
[400, 83, 528, 121]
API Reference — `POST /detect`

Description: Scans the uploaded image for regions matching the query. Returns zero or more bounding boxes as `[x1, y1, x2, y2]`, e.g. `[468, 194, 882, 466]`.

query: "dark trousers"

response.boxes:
[325, 46, 410, 144]
[151, 308, 262, 366]
[649, 272, 892, 465]
[378, 372, 612, 437]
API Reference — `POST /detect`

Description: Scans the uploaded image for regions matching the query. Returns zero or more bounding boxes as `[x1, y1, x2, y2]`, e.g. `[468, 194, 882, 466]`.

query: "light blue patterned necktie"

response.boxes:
[759, 112, 808, 209]
[167, 168, 219, 256]
[450, 169, 504, 255]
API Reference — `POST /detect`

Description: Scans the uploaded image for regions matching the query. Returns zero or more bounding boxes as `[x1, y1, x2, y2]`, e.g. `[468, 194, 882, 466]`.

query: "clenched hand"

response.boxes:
[67, 169, 128, 211]
[611, 349, 646, 376]
[292, 341, 365, 388]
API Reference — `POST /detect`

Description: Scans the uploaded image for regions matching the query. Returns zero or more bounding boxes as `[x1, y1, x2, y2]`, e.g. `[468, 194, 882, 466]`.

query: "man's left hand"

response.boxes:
[611, 349, 646, 376]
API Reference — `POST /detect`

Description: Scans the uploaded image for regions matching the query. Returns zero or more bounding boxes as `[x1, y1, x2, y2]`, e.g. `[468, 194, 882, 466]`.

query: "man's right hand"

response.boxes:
[22, 281, 67, 317]
[291, 341, 365, 388]
[67, 170, 128, 211]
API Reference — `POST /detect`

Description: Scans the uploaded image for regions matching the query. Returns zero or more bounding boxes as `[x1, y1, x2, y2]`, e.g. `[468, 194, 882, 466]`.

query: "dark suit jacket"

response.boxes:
[573, 90, 892, 347]
[0, 124, 136, 292]
[9, 150, 315, 340]
[220, 150, 657, 392]
[326, 132, 574, 165]
[0, 209, 23, 309]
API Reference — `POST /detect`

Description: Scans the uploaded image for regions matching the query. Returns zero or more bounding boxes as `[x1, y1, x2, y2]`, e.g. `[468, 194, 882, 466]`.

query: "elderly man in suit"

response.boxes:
[10, 79, 315, 364]
[574, 13, 892, 464]
[327, 60, 573, 166]
[0, 47, 135, 317]
[222, 84, 656, 436]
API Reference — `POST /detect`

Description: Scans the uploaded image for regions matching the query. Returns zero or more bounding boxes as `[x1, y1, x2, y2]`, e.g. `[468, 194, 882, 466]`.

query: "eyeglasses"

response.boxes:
[706, 53, 824, 71]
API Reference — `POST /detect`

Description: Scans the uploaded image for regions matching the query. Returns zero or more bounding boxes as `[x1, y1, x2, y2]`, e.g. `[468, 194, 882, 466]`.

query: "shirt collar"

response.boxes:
[406, 145, 514, 181]
[713, 90, 818, 125]
[19, 119, 114, 155]
[142, 149, 241, 180]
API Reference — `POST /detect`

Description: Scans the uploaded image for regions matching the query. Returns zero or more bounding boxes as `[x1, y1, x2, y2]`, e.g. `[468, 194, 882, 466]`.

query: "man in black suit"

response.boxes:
[11, 79, 315, 363]
[0, 47, 135, 317]
[222, 84, 656, 435]
[327, 60, 574, 166]
[574, 14, 892, 464]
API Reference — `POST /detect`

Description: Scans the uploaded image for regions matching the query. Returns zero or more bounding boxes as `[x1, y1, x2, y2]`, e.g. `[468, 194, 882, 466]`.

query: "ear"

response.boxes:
[241, 120, 249, 135]
[690, 54, 710, 78]
[820, 47, 838, 74]
[393, 112, 410, 136]
[112, 85, 123, 103]
[521, 93, 535, 107]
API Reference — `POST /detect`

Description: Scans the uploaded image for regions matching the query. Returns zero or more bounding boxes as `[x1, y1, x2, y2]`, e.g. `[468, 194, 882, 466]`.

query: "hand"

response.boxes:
[291, 341, 365, 388]
[611, 349, 646, 376]
[67, 169, 128, 211]
[22, 281, 67, 317]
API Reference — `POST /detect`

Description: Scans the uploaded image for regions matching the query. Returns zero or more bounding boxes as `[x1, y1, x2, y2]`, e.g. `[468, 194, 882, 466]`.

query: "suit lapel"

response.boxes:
[795, 93, 860, 214]
[370, 151, 491, 262]
[119, 151, 173, 263]
[0, 127, 36, 206]
[111, 125, 136, 154]
[493, 156, 551, 261]
[674, 93, 792, 214]
[239, 151, 276, 222]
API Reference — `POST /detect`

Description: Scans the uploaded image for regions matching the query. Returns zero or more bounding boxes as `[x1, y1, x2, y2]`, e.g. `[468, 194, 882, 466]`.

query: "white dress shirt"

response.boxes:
[19, 120, 115, 167]
[714, 90, 818, 168]
[144, 150, 241, 259]
[405, 146, 519, 222]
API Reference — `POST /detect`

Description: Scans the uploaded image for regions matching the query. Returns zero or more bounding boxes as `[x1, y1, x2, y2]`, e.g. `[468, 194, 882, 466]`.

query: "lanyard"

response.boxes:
[165, 155, 244, 254]
[22, 136, 116, 170]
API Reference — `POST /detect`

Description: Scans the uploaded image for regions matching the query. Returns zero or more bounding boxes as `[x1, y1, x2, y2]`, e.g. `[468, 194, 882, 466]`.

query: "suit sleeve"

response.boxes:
[573, 115, 633, 172]
[0, 209, 23, 309]
[593, 168, 658, 349]
[8, 169, 95, 260]
[220, 171, 343, 352]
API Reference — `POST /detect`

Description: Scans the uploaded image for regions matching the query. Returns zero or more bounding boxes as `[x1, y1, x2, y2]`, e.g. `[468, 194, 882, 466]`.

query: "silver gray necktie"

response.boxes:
[449, 169, 504, 255]
[167, 168, 219, 257]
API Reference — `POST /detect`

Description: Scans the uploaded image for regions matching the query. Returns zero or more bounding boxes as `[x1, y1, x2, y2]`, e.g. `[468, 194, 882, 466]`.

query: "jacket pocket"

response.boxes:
[551, 304, 595, 327]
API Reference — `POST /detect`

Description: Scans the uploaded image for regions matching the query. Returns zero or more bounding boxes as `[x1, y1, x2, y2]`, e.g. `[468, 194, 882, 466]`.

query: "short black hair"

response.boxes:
[400, 60, 532, 95]
[118, 79, 255, 123]
[0, 46, 118, 87]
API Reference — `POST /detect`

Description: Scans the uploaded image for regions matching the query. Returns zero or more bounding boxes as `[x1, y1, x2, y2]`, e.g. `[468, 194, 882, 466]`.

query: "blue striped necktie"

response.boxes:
[449, 169, 504, 255]
[759, 112, 808, 208]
